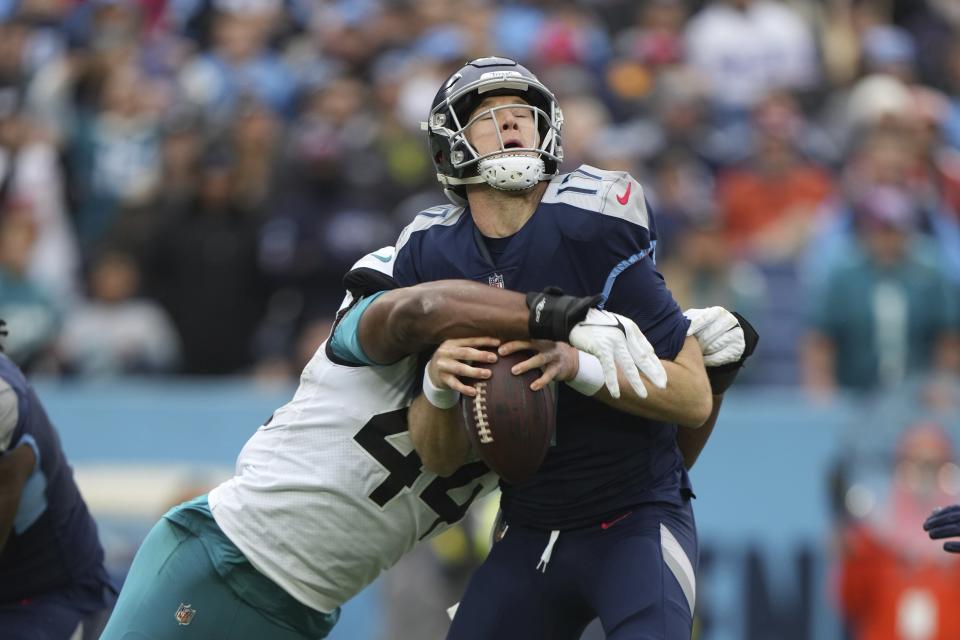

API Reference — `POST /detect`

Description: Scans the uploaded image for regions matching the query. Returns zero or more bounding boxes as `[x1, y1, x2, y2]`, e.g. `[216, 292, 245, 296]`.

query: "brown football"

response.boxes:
[460, 348, 556, 484]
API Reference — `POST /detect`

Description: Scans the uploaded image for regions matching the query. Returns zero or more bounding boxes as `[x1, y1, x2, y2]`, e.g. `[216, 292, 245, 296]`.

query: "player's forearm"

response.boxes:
[677, 394, 723, 469]
[408, 394, 472, 477]
[592, 336, 712, 427]
[401, 282, 530, 345]
[362, 282, 529, 364]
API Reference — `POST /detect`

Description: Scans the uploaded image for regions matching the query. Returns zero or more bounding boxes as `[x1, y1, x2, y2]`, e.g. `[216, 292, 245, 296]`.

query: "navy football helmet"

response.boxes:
[424, 57, 564, 205]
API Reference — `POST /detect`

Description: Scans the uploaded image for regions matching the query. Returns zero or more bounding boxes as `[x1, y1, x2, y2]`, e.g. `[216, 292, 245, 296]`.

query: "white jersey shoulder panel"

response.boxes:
[542, 164, 650, 230]
[336, 245, 400, 313]
[349, 245, 397, 277]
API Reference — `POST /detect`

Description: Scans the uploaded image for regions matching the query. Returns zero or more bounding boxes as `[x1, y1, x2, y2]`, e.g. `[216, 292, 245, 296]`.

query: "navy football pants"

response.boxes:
[447, 500, 697, 640]
[0, 586, 114, 640]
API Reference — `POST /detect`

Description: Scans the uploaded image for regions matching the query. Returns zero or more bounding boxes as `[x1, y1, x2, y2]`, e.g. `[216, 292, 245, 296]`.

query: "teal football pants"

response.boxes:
[100, 518, 315, 640]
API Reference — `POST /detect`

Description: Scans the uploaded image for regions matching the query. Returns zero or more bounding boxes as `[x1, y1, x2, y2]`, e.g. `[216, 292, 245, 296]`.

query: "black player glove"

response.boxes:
[924, 504, 960, 553]
[683, 308, 759, 395]
[525, 287, 602, 342]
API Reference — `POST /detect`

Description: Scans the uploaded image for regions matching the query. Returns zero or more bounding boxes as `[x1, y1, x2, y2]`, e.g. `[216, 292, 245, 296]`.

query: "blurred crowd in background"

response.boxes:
[0, 0, 958, 391]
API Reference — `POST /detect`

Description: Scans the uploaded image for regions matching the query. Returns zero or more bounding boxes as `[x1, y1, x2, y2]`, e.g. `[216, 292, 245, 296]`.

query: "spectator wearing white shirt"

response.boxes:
[57, 249, 180, 376]
[684, 0, 819, 116]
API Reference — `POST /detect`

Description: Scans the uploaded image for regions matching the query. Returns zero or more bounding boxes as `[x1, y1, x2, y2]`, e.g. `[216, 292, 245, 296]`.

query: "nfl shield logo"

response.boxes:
[175, 603, 196, 626]
[488, 273, 504, 288]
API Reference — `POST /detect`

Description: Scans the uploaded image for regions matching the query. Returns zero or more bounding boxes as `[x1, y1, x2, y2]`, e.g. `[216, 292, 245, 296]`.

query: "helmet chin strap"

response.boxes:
[478, 154, 546, 192]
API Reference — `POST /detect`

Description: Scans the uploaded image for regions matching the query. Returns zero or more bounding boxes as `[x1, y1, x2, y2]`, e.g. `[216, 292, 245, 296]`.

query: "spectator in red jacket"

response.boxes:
[837, 423, 960, 640]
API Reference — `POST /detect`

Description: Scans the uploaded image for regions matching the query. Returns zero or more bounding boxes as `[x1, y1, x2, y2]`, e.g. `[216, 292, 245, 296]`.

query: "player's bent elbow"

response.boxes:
[386, 290, 449, 347]
[383, 294, 430, 347]
[682, 360, 714, 427]
[677, 393, 713, 429]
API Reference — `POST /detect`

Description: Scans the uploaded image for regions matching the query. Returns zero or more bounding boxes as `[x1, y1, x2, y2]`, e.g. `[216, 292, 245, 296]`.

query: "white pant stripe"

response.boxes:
[660, 523, 696, 615]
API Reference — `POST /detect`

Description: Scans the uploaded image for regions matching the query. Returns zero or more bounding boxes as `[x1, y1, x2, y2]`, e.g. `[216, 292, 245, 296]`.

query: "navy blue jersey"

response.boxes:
[394, 166, 692, 530]
[0, 353, 112, 605]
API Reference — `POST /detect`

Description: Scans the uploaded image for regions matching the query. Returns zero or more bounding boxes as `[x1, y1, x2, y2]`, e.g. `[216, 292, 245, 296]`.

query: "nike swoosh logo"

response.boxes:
[371, 253, 392, 263]
[616, 182, 632, 205]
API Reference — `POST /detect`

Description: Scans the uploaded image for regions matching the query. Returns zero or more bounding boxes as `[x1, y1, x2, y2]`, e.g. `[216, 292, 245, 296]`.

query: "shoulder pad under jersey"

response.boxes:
[542, 164, 650, 230]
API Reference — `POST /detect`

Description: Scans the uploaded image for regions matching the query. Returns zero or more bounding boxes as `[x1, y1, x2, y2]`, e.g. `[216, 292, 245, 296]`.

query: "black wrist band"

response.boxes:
[525, 288, 601, 341]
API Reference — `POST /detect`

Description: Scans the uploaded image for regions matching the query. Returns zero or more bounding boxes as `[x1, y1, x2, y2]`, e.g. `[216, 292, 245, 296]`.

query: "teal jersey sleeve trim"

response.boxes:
[329, 291, 388, 365]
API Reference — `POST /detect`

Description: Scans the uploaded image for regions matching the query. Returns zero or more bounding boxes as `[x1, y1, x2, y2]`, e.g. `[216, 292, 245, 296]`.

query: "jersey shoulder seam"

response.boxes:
[396, 205, 464, 253]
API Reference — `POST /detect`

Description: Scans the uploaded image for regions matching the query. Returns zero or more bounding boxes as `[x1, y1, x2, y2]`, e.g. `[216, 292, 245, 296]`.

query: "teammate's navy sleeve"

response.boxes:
[0, 353, 113, 609]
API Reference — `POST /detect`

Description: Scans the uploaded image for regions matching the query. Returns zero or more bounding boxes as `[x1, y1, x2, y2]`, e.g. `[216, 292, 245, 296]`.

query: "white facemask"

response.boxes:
[477, 154, 546, 192]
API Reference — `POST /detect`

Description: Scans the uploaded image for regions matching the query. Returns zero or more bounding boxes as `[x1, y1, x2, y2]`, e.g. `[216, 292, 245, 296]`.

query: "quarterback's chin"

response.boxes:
[496, 184, 539, 196]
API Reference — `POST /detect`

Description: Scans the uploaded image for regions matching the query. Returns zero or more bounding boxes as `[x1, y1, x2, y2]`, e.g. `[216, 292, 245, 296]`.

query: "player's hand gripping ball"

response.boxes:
[461, 348, 556, 484]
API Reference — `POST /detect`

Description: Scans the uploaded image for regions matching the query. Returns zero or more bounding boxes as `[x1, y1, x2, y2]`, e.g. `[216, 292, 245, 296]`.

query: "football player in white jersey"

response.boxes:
[99, 246, 677, 640]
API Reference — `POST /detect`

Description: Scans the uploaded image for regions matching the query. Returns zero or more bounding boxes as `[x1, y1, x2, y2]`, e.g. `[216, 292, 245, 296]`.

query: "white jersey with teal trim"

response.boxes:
[209, 247, 498, 614]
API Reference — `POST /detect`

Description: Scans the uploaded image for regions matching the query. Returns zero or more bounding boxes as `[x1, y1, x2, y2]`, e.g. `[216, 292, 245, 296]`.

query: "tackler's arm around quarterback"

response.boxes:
[360, 281, 638, 398]
[357, 280, 528, 365]
[357, 281, 597, 363]
[676, 307, 759, 469]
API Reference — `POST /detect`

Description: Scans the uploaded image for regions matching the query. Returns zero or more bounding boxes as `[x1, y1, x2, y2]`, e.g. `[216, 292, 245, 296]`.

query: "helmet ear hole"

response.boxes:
[435, 151, 443, 164]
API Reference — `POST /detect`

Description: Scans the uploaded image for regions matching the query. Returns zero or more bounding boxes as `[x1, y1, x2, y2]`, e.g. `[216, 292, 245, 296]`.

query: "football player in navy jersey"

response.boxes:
[0, 322, 116, 640]
[392, 57, 757, 639]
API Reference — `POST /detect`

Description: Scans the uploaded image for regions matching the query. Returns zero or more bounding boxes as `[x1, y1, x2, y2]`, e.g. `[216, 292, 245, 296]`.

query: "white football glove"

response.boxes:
[684, 306, 745, 367]
[568, 308, 667, 399]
